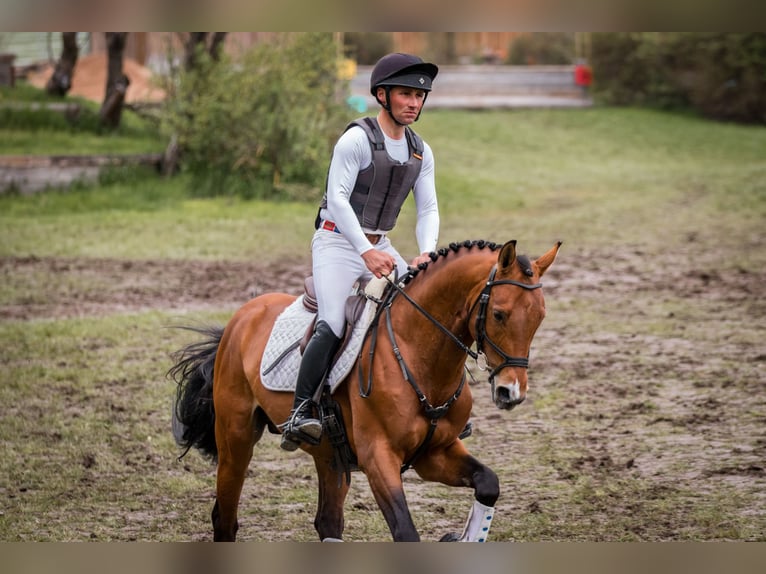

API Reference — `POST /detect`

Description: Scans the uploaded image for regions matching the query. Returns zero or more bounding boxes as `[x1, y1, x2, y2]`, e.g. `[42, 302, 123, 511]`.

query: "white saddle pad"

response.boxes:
[260, 281, 384, 393]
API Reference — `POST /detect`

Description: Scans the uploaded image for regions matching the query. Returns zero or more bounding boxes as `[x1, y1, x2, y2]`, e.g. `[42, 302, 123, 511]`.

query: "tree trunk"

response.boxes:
[99, 32, 129, 129]
[208, 33, 228, 60]
[45, 32, 79, 96]
[184, 33, 207, 70]
[184, 32, 228, 70]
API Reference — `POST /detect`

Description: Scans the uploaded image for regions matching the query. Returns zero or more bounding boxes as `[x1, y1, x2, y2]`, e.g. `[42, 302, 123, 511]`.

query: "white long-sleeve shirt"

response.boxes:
[319, 124, 439, 256]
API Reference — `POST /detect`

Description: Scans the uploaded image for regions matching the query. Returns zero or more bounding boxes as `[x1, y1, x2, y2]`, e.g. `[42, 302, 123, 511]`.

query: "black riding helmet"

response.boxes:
[369, 53, 439, 124]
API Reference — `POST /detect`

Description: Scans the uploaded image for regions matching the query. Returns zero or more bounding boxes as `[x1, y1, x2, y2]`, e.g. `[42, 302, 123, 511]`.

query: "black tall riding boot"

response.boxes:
[280, 320, 342, 451]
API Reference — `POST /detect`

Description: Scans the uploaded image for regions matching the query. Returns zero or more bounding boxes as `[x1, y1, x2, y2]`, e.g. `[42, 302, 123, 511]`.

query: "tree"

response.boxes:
[183, 32, 227, 70]
[161, 32, 228, 175]
[160, 33, 348, 198]
[99, 32, 129, 129]
[46, 32, 78, 96]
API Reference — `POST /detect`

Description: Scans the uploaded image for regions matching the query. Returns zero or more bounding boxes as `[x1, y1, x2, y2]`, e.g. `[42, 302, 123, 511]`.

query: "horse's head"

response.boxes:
[473, 240, 561, 410]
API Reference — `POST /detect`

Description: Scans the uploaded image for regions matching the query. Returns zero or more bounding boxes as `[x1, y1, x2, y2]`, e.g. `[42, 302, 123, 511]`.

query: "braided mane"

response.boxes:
[401, 239, 503, 284]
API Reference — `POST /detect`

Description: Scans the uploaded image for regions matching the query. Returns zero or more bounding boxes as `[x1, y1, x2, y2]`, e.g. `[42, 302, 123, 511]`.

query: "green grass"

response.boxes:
[0, 176, 319, 261]
[411, 107, 766, 255]
[0, 311, 225, 541]
[2, 106, 764, 265]
[0, 82, 163, 154]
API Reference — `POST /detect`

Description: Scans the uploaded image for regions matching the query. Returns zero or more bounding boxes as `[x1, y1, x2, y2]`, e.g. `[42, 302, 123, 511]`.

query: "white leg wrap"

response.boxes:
[459, 500, 495, 542]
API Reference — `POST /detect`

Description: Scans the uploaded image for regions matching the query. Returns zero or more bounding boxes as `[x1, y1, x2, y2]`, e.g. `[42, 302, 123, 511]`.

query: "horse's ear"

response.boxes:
[498, 240, 517, 270]
[534, 241, 562, 277]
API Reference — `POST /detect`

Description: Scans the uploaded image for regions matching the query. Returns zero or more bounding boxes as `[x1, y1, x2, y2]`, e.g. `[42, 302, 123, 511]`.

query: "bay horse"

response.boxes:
[169, 239, 560, 541]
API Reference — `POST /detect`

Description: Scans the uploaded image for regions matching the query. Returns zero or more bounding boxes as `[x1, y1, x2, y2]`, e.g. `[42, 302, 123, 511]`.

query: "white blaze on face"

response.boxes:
[495, 370, 528, 407]
[504, 378, 522, 402]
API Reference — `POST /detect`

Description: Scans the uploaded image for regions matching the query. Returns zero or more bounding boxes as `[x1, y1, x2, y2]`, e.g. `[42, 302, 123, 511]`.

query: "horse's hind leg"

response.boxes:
[313, 453, 350, 541]
[211, 406, 263, 541]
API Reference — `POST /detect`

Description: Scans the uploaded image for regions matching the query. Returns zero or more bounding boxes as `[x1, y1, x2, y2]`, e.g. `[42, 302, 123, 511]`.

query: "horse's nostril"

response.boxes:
[497, 386, 525, 405]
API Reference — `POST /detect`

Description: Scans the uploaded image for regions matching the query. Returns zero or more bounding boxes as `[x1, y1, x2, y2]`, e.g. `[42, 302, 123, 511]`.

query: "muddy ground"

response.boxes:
[2, 246, 764, 541]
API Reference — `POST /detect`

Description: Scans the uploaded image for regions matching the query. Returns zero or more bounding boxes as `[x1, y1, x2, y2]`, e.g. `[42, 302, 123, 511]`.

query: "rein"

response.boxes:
[357, 265, 543, 473]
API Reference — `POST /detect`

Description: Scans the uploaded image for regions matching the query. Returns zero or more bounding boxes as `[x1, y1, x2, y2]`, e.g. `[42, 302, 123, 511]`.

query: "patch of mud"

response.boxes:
[0, 256, 311, 320]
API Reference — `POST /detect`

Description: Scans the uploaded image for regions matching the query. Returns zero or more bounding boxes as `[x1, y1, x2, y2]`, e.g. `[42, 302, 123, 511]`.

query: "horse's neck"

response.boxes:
[397, 251, 492, 349]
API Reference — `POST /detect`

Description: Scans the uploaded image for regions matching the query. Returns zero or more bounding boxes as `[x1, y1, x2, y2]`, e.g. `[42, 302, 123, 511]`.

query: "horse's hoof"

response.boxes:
[439, 532, 462, 542]
[322, 537, 344, 542]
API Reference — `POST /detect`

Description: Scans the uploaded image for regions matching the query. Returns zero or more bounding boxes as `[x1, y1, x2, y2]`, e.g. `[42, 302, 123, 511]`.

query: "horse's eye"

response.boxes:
[492, 310, 505, 322]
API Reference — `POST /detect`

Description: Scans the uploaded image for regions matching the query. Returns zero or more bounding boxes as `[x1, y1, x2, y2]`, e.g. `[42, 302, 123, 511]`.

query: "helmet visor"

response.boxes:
[376, 71, 434, 92]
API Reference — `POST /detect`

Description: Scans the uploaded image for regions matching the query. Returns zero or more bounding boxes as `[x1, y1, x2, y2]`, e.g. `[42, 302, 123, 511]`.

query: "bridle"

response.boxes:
[471, 266, 543, 382]
[381, 265, 542, 382]
[358, 265, 543, 472]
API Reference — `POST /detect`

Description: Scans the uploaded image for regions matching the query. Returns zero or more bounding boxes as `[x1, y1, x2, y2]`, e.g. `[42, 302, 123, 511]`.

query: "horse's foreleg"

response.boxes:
[361, 448, 420, 541]
[212, 410, 256, 541]
[415, 442, 499, 542]
[313, 452, 350, 541]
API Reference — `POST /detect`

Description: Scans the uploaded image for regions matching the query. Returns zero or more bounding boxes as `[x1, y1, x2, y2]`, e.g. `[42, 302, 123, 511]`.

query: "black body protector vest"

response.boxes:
[320, 117, 424, 232]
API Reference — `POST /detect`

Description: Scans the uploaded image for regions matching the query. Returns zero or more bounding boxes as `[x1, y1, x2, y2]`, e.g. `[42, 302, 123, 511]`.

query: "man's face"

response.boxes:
[378, 86, 427, 125]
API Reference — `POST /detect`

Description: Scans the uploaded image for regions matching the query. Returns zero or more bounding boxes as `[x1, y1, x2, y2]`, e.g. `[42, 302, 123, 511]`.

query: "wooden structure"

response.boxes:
[4, 33, 591, 72]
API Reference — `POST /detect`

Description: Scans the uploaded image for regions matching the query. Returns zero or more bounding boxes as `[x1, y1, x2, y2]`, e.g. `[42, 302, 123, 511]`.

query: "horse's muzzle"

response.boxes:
[495, 393, 525, 410]
[493, 380, 526, 410]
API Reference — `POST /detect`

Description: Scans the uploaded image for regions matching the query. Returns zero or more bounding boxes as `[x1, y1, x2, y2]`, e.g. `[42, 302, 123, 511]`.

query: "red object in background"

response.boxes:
[574, 64, 593, 87]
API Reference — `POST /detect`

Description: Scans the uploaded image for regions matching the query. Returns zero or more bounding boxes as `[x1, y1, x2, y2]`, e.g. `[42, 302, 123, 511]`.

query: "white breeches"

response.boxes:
[311, 228, 408, 337]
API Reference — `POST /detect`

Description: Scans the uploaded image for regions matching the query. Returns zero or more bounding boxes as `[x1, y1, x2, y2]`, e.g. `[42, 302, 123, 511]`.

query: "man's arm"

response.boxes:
[412, 141, 439, 265]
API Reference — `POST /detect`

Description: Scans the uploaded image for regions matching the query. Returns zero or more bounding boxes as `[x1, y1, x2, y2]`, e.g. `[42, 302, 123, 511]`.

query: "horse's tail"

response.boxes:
[167, 325, 224, 462]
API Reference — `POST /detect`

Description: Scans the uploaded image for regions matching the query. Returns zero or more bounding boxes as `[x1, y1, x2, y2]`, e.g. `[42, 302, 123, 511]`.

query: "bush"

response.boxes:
[675, 33, 766, 124]
[590, 33, 766, 124]
[161, 33, 351, 199]
[589, 34, 676, 106]
[507, 33, 575, 65]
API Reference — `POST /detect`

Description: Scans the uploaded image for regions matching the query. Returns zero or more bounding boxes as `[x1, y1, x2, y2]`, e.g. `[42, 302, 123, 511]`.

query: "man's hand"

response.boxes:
[362, 249, 397, 279]
[409, 252, 432, 268]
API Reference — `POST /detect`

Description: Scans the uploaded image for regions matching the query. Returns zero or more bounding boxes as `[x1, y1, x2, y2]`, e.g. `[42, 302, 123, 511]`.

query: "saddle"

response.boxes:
[299, 276, 371, 359]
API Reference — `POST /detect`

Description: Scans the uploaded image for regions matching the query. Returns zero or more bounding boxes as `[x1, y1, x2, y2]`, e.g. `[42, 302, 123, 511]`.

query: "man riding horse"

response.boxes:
[280, 52, 442, 451]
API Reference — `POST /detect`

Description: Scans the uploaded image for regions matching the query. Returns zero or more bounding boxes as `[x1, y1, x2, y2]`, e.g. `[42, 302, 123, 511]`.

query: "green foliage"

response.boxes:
[589, 34, 659, 105]
[507, 33, 576, 65]
[591, 33, 766, 124]
[674, 33, 766, 124]
[160, 33, 351, 200]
